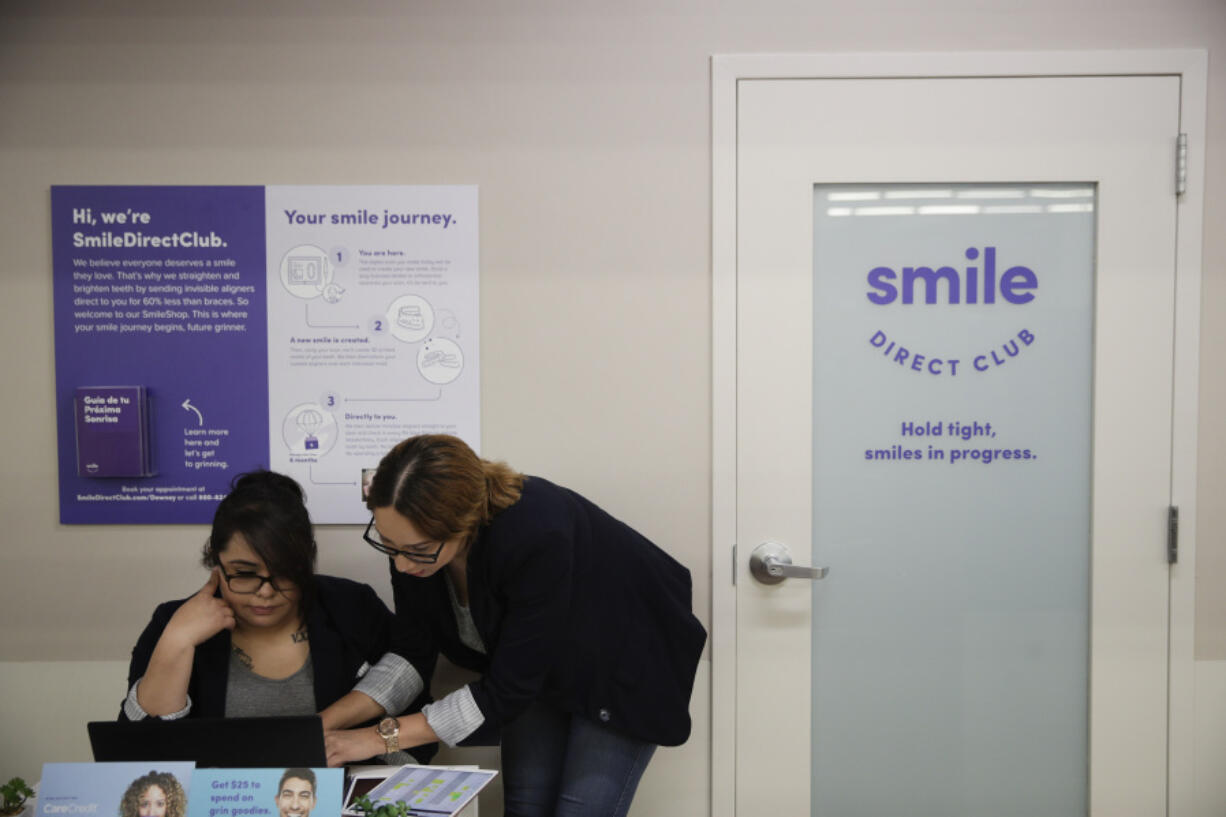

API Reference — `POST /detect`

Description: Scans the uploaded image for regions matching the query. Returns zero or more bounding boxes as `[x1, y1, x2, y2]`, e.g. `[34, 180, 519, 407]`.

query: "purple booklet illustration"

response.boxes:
[74, 385, 153, 477]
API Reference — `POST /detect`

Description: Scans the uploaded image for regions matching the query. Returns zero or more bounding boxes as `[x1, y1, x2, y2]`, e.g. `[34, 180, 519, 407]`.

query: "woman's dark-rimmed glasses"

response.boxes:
[220, 569, 285, 595]
[363, 517, 446, 564]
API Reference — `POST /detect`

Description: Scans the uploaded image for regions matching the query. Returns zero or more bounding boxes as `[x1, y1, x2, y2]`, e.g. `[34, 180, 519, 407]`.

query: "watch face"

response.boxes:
[378, 718, 398, 737]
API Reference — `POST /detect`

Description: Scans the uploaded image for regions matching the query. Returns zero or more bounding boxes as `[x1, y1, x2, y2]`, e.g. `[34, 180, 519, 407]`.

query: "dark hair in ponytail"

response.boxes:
[366, 435, 523, 544]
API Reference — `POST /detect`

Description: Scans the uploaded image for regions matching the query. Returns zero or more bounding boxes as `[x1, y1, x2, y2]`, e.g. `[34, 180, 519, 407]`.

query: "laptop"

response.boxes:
[88, 715, 328, 768]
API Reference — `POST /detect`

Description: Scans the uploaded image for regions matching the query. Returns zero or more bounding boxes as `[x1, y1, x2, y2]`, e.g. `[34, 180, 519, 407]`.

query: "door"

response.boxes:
[717, 61, 1187, 817]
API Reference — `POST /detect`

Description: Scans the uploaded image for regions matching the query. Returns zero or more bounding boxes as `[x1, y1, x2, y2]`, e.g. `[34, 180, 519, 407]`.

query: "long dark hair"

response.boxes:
[202, 471, 317, 616]
[367, 435, 523, 544]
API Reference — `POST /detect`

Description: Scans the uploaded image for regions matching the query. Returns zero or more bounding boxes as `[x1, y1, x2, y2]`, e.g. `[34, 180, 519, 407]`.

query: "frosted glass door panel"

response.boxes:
[811, 183, 1094, 816]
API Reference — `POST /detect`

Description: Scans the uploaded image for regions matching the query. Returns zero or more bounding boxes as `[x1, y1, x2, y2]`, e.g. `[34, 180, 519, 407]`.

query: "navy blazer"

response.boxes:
[390, 477, 707, 747]
[122, 574, 435, 763]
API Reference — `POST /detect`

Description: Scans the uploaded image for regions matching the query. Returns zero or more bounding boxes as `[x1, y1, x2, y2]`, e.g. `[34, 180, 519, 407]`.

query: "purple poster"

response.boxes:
[52, 185, 481, 525]
[52, 186, 269, 523]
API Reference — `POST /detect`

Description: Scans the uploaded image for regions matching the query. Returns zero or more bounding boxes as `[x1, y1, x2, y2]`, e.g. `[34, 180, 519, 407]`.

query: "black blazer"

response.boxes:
[390, 477, 707, 747]
[122, 574, 435, 762]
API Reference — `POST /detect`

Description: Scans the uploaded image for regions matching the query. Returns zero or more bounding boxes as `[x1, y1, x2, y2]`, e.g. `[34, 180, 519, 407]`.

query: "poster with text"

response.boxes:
[265, 186, 479, 523]
[52, 185, 479, 524]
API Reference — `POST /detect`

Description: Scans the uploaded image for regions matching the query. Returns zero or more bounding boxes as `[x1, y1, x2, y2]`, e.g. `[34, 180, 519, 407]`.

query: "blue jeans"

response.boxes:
[500, 700, 657, 817]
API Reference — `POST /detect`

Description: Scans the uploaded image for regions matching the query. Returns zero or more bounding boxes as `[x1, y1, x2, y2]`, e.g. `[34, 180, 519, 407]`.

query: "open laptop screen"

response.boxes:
[88, 716, 327, 768]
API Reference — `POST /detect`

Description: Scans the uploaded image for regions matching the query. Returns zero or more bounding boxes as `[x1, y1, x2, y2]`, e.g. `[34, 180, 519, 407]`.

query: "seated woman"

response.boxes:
[120, 470, 434, 764]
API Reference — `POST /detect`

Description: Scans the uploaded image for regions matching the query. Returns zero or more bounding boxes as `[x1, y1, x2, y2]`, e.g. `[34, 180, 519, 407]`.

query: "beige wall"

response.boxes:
[0, 0, 1223, 813]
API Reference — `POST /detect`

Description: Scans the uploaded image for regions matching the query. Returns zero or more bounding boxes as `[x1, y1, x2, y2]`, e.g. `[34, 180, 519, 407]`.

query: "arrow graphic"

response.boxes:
[181, 399, 204, 426]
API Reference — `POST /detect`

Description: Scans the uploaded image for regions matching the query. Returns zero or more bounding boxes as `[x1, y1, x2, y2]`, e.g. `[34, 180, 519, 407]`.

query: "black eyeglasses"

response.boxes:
[363, 517, 447, 564]
[219, 569, 285, 595]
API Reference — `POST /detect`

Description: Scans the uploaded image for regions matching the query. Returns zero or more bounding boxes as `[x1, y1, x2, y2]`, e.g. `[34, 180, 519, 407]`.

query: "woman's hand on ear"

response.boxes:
[135, 569, 234, 717]
[163, 568, 237, 647]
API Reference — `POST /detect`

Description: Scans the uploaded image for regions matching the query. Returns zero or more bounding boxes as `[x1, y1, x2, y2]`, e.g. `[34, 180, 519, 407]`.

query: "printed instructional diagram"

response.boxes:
[266, 186, 480, 523]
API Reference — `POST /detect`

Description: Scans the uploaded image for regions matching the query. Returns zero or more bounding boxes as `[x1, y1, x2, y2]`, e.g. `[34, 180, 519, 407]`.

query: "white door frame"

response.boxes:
[711, 50, 1206, 817]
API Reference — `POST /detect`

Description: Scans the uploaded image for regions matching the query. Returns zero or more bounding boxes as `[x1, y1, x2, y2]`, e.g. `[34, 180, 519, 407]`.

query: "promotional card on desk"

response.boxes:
[39, 761, 196, 817]
[187, 769, 342, 817]
[343, 765, 495, 817]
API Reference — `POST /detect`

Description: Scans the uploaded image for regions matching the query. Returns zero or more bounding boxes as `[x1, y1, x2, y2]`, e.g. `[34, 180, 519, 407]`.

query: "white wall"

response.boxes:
[0, 1, 1222, 814]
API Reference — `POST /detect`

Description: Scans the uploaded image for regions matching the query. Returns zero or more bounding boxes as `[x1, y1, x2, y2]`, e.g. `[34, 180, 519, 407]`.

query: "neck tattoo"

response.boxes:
[232, 643, 254, 669]
[291, 629, 309, 644]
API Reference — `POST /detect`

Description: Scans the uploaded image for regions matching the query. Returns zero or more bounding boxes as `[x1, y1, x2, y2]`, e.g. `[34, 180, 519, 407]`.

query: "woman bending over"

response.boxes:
[326, 435, 706, 816]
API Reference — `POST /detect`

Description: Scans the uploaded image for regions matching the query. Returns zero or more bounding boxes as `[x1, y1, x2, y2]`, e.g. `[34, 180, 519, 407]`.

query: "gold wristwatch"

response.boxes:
[376, 717, 400, 753]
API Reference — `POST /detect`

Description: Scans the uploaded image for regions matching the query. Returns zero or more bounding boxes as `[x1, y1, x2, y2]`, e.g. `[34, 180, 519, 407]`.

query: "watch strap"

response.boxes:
[377, 717, 400, 753]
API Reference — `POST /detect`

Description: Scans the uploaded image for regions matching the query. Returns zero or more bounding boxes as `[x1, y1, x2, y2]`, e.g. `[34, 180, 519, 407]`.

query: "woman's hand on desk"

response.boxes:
[163, 569, 236, 648]
[325, 726, 385, 768]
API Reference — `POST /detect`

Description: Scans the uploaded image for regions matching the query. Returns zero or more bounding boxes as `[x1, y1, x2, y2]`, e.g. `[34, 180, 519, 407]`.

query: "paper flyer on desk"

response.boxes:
[343, 765, 495, 817]
[187, 768, 342, 817]
[38, 761, 196, 817]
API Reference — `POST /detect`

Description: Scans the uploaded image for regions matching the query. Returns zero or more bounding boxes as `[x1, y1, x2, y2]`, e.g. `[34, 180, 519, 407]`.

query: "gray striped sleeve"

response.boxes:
[123, 678, 191, 721]
[353, 653, 425, 716]
[421, 685, 485, 747]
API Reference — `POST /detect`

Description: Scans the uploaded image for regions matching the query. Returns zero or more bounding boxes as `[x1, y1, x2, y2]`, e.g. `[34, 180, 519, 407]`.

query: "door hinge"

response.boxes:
[1168, 505, 1179, 564]
[731, 543, 737, 585]
[1176, 133, 1188, 196]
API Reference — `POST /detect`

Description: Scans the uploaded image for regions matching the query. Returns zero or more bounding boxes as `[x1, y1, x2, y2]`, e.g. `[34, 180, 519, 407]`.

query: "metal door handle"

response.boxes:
[749, 541, 829, 585]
